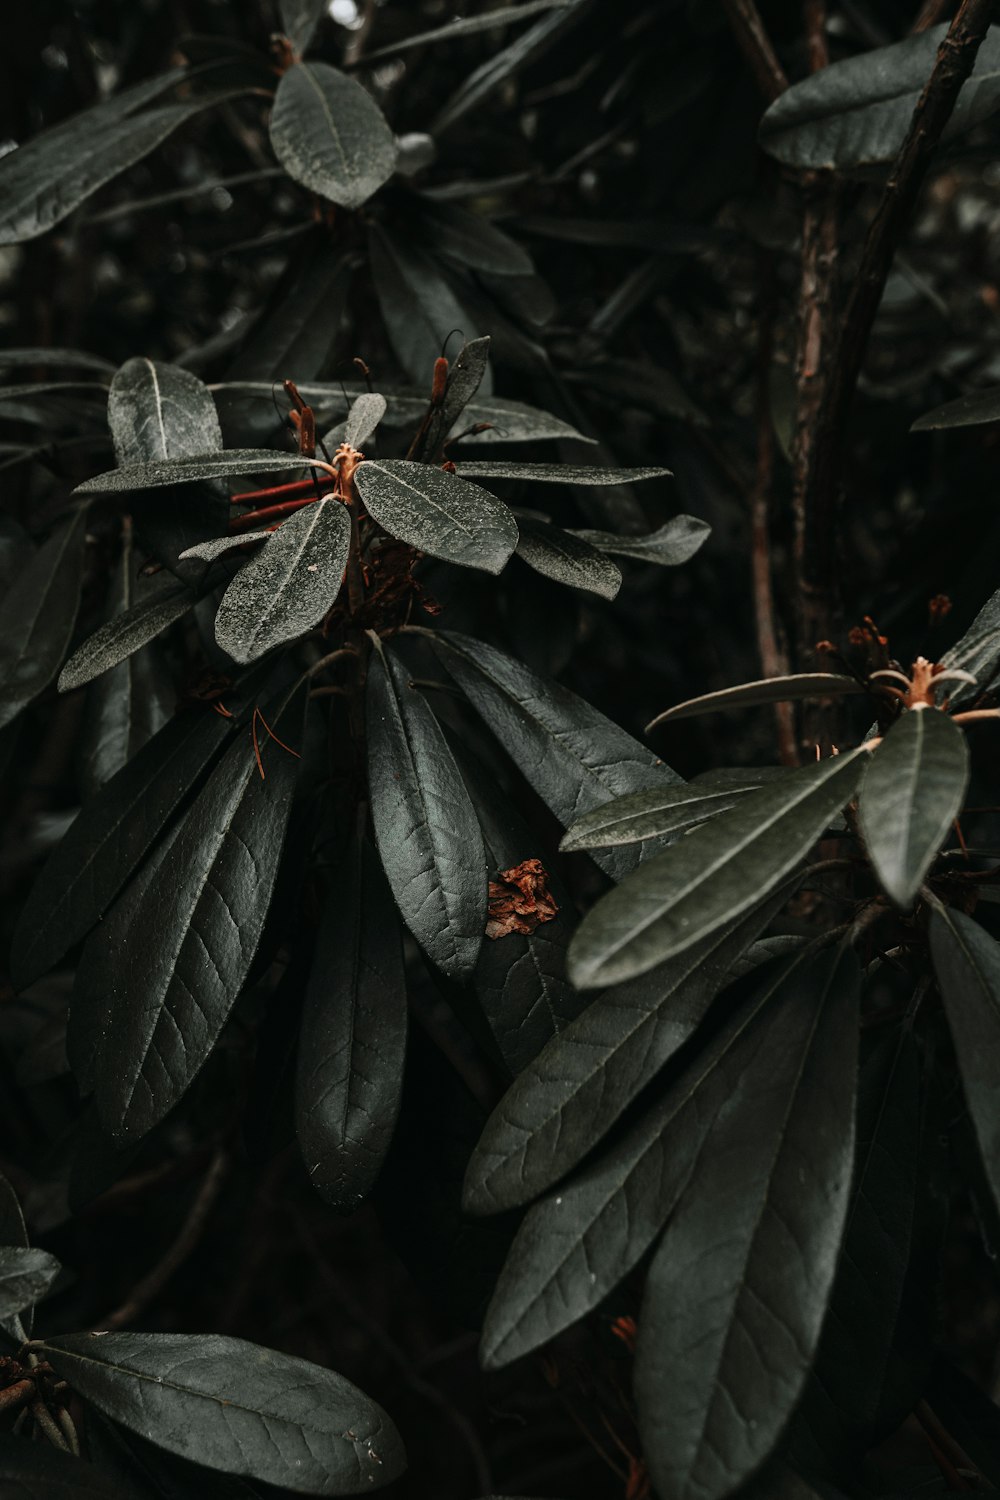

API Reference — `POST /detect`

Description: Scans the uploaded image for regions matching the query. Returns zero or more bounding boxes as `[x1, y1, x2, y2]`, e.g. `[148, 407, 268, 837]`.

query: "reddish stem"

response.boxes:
[230, 477, 321, 506]
[230, 497, 318, 530]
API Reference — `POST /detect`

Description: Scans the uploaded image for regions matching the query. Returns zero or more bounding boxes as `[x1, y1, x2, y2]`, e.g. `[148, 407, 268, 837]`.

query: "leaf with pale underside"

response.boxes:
[269, 62, 396, 211]
[560, 781, 755, 851]
[859, 708, 968, 908]
[759, 24, 1000, 171]
[464, 885, 799, 1219]
[214, 499, 351, 663]
[354, 459, 517, 574]
[343, 392, 387, 451]
[38, 1331, 405, 1494]
[75, 451, 323, 493]
[366, 640, 486, 982]
[572, 515, 710, 566]
[635, 947, 859, 1500]
[647, 672, 867, 730]
[568, 747, 868, 988]
[515, 519, 621, 598]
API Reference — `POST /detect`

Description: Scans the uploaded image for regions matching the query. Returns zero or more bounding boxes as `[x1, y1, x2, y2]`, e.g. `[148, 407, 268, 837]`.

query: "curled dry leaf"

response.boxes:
[486, 858, 559, 940]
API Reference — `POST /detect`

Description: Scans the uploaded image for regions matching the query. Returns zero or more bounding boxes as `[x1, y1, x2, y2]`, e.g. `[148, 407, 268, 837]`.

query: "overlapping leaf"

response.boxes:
[455, 461, 670, 485]
[515, 519, 621, 598]
[74, 450, 322, 493]
[635, 947, 860, 1500]
[0, 1245, 60, 1321]
[59, 582, 195, 692]
[368, 224, 490, 392]
[39, 1331, 405, 1493]
[568, 747, 868, 987]
[354, 460, 517, 573]
[647, 672, 867, 730]
[0, 509, 88, 730]
[571, 514, 710, 566]
[561, 781, 755, 851]
[269, 62, 396, 211]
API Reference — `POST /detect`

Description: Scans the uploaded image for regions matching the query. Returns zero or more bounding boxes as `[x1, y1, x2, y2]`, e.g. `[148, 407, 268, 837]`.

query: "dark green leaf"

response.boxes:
[515, 519, 621, 598]
[923, 1358, 1000, 1489]
[279, 0, 326, 54]
[455, 461, 670, 484]
[230, 231, 353, 384]
[0, 381, 108, 400]
[0, 1245, 60, 1320]
[457, 394, 591, 444]
[571, 515, 710, 565]
[433, 629, 681, 882]
[635, 948, 860, 1500]
[11, 705, 235, 992]
[568, 747, 868, 987]
[295, 836, 407, 1212]
[859, 709, 968, 908]
[560, 781, 755, 851]
[179, 533, 270, 562]
[0, 347, 116, 374]
[930, 905, 1000, 1215]
[0, 1174, 30, 1345]
[412, 199, 533, 277]
[412, 336, 492, 463]
[940, 587, 1000, 706]
[363, 0, 573, 61]
[759, 25, 1000, 171]
[59, 583, 195, 693]
[354, 460, 517, 573]
[270, 62, 395, 211]
[465, 887, 799, 1218]
[75, 451, 322, 494]
[109, 358, 223, 464]
[0, 509, 88, 729]
[95, 700, 302, 1141]
[214, 499, 350, 663]
[366, 640, 486, 981]
[647, 672, 867, 730]
[39, 1332, 405, 1493]
[368, 224, 490, 392]
[0, 1442, 135, 1498]
[912, 386, 1000, 431]
[343, 393, 386, 451]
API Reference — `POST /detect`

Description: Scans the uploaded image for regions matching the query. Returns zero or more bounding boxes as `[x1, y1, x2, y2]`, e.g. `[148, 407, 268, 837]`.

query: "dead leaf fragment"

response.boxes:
[485, 857, 558, 939]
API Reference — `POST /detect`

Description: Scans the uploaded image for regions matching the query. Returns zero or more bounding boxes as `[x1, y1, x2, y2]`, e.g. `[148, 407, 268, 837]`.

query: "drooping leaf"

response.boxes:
[930, 905, 1000, 1215]
[912, 385, 1000, 431]
[464, 886, 800, 1219]
[295, 836, 407, 1213]
[74, 450, 322, 494]
[572, 516, 710, 565]
[366, 640, 486, 981]
[230, 230, 353, 385]
[269, 62, 396, 211]
[0, 1245, 60, 1321]
[364, 0, 573, 61]
[759, 24, 1000, 171]
[59, 582, 195, 693]
[635, 947, 860, 1500]
[455, 461, 670, 485]
[647, 672, 867, 730]
[0, 509, 88, 730]
[368, 223, 491, 392]
[11, 705, 236, 992]
[515, 519, 621, 598]
[858, 708, 968, 908]
[279, 0, 326, 54]
[0, 1442, 134, 1499]
[354, 460, 517, 574]
[411, 198, 533, 277]
[560, 781, 755, 851]
[433, 629, 681, 882]
[343, 392, 387, 451]
[568, 747, 868, 988]
[940, 586, 1000, 707]
[95, 698, 302, 1141]
[39, 1331, 405, 1493]
[214, 499, 350, 663]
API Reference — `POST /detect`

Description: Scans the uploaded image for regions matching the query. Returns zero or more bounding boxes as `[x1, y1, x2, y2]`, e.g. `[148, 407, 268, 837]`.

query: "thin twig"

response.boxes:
[721, 0, 789, 100]
[96, 1148, 228, 1330]
[913, 0, 954, 30]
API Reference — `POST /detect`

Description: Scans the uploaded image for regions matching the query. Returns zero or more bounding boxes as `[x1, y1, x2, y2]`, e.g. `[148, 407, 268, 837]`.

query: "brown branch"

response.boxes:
[721, 0, 789, 100]
[795, 0, 999, 674]
[913, 0, 954, 30]
[96, 1148, 228, 1331]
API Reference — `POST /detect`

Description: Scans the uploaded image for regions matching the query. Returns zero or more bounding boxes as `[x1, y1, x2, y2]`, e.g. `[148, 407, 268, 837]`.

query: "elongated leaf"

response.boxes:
[465, 886, 799, 1219]
[647, 672, 867, 730]
[859, 708, 968, 908]
[270, 62, 395, 211]
[11, 702, 236, 992]
[940, 586, 1000, 706]
[561, 781, 754, 851]
[0, 380, 108, 400]
[231, 230, 353, 384]
[59, 583, 195, 693]
[110, 357, 223, 463]
[368, 224, 491, 393]
[912, 385, 1000, 431]
[434, 630, 680, 882]
[343, 392, 386, 451]
[355, 460, 516, 574]
[0, 1245, 60, 1321]
[0, 1174, 30, 1346]
[930, 905, 1000, 1214]
[296, 836, 407, 1212]
[180, 533, 271, 562]
[0, 1443, 133, 1498]
[280, 0, 326, 54]
[515, 519, 621, 598]
[364, 0, 572, 60]
[635, 947, 860, 1500]
[95, 701, 302, 1141]
[0, 346, 116, 374]
[39, 1331, 405, 1493]
[568, 747, 868, 987]
[75, 450, 323, 494]
[759, 24, 1000, 171]
[415, 199, 532, 277]
[214, 499, 350, 663]
[367, 641, 486, 980]
[572, 514, 710, 566]
[455, 461, 670, 485]
[0, 509, 88, 729]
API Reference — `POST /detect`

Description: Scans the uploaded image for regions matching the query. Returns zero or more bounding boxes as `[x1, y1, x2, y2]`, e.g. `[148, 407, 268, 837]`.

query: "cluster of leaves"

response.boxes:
[10, 1, 1000, 1499]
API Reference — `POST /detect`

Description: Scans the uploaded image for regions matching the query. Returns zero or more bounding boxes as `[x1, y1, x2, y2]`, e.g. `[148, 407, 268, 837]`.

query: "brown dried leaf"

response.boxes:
[486, 858, 559, 940]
